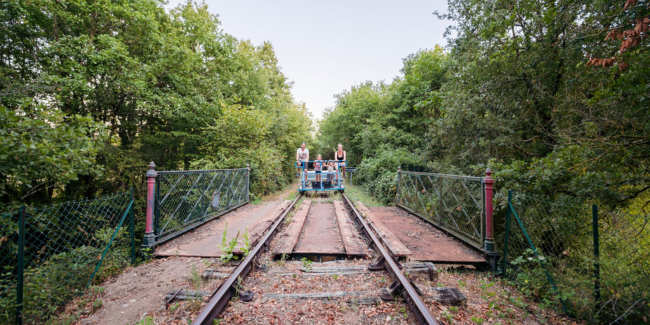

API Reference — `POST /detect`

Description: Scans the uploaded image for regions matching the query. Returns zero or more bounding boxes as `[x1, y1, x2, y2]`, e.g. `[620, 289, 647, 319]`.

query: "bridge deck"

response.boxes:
[368, 207, 486, 264]
[155, 201, 290, 258]
[154, 198, 485, 264]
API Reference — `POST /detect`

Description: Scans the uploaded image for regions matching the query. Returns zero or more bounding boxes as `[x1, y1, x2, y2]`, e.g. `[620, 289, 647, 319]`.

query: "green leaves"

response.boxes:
[0, 103, 106, 203]
[1, 0, 312, 205]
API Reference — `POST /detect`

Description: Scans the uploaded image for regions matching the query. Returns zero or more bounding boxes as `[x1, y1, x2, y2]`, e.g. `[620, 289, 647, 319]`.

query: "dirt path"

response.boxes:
[82, 256, 211, 325]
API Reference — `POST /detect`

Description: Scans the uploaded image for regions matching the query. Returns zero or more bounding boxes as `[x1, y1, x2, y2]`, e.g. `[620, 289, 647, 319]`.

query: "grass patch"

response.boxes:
[344, 184, 388, 207]
[259, 180, 300, 203]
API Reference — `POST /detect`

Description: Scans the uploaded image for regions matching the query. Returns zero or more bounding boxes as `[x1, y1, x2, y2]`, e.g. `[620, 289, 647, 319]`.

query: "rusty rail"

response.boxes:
[191, 194, 302, 325]
[342, 194, 440, 325]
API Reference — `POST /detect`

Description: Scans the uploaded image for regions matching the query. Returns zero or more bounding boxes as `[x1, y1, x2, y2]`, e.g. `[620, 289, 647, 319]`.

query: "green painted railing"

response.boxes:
[0, 190, 135, 324]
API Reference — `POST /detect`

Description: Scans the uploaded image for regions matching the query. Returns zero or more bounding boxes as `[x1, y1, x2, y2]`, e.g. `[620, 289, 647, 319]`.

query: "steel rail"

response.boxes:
[342, 194, 440, 325]
[191, 194, 302, 325]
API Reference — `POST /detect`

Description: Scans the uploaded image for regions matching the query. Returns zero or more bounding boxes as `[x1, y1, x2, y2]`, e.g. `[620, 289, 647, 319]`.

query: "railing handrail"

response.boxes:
[157, 168, 248, 174]
[400, 170, 483, 181]
[295, 160, 346, 168]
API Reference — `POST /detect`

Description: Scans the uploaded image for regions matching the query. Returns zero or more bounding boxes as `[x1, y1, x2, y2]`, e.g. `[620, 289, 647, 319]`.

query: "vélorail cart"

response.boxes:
[295, 160, 345, 193]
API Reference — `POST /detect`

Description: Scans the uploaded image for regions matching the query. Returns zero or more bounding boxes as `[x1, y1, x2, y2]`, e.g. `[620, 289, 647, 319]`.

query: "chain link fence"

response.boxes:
[497, 191, 649, 324]
[0, 190, 135, 324]
[397, 171, 485, 249]
[154, 168, 249, 245]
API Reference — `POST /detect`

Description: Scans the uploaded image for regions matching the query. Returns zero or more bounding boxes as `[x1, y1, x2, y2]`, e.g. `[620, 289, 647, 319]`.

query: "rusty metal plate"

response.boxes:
[155, 201, 289, 257]
[368, 207, 486, 263]
[293, 204, 345, 254]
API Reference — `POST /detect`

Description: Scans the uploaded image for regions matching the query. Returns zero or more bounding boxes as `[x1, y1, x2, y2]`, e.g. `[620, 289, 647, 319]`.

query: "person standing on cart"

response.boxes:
[335, 143, 346, 177]
[296, 142, 310, 184]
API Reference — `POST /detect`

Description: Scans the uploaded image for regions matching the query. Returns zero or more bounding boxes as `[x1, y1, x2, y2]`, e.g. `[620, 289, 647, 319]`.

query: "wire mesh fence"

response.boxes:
[154, 168, 249, 244]
[498, 191, 649, 324]
[0, 191, 135, 324]
[397, 171, 485, 248]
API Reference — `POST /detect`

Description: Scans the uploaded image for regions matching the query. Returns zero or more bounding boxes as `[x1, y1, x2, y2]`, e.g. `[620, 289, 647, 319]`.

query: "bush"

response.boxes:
[356, 147, 422, 205]
[0, 226, 130, 324]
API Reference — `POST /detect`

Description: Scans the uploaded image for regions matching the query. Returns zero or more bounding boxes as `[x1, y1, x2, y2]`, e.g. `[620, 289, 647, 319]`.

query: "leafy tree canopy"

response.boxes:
[0, 0, 312, 207]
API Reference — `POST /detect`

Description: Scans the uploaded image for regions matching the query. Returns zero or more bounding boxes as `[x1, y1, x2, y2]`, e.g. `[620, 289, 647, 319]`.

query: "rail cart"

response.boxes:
[295, 160, 345, 192]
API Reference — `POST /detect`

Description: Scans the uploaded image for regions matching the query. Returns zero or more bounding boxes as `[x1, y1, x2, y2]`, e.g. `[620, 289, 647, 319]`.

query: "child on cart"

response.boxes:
[314, 155, 323, 183]
[326, 160, 338, 183]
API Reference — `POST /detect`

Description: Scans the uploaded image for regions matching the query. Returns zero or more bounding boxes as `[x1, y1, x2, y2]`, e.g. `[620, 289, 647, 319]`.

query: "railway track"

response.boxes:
[191, 194, 440, 325]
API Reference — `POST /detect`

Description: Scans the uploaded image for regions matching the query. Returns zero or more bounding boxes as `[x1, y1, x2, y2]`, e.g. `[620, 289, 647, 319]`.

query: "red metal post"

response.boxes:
[143, 161, 157, 247]
[484, 167, 499, 272]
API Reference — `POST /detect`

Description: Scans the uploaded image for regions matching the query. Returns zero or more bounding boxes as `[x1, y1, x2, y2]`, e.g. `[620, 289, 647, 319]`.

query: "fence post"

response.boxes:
[438, 177, 443, 226]
[130, 187, 136, 264]
[143, 162, 157, 248]
[246, 164, 250, 202]
[396, 166, 401, 206]
[502, 190, 513, 275]
[484, 168, 499, 273]
[16, 205, 25, 325]
[593, 204, 601, 314]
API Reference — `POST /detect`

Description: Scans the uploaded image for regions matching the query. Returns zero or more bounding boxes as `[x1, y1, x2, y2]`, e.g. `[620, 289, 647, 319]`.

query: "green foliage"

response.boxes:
[0, 230, 130, 324]
[190, 264, 203, 292]
[0, 0, 312, 229]
[0, 104, 106, 206]
[318, 47, 447, 202]
[300, 257, 313, 273]
[240, 227, 250, 257]
[217, 223, 240, 263]
[319, 1, 650, 322]
[134, 316, 155, 325]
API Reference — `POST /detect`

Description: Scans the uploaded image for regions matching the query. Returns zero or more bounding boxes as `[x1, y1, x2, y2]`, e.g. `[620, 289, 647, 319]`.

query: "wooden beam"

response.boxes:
[334, 201, 368, 257]
[273, 200, 312, 255]
[356, 202, 412, 257]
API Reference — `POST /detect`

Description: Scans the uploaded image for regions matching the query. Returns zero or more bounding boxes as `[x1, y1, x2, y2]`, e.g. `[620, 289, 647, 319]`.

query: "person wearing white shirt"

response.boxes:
[296, 142, 309, 184]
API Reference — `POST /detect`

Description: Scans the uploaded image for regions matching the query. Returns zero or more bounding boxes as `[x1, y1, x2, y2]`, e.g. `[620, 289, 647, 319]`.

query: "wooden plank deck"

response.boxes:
[273, 200, 312, 255]
[356, 202, 412, 257]
[333, 201, 367, 257]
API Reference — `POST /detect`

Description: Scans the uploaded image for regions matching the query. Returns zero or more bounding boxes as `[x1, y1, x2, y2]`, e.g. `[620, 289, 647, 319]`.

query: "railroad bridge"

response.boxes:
[140, 162, 499, 325]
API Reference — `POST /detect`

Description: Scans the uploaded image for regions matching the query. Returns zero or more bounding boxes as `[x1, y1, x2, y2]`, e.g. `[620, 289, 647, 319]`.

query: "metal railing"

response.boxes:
[295, 160, 345, 192]
[500, 190, 650, 323]
[0, 191, 135, 324]
[396, 169, 486, 249]
[143, 162, 250, 246]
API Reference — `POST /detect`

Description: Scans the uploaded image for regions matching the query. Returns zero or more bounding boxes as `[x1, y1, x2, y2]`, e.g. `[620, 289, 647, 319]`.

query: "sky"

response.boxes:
[165, 0, 450, 119]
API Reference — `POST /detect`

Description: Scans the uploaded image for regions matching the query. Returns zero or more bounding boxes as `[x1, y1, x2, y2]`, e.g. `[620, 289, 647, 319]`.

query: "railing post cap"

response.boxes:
[484, 167, 494, 183]
[146, 161, 158, 178]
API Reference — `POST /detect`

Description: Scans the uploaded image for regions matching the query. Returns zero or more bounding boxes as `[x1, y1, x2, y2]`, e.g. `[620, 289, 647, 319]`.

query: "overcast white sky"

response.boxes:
[165, 0, 450, 119]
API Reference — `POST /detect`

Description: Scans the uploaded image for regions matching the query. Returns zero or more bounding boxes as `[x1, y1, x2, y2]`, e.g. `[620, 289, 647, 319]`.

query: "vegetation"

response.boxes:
[319, 0, 650, 209]
[1, 0, 312, 210]
[318, 0, 650, 322]
[217, 222, 240, 263]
